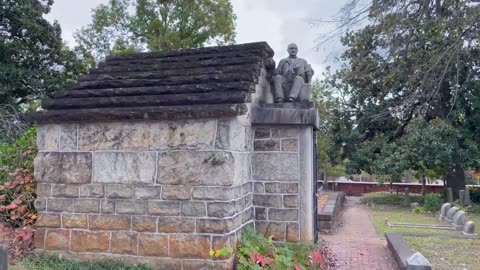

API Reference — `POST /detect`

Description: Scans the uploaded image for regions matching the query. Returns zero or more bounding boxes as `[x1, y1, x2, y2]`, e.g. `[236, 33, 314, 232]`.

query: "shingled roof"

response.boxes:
[27, 42, 275, 123]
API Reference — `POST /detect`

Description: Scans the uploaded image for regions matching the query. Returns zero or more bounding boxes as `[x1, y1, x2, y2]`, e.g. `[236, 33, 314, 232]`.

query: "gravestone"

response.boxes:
[0, 245, 7, 270]
[465, 186, 472, 206]
[402, 188, 410, 207]
[439, 203, 451, 222]
[452, 210, 466, 230]
[406, 252, 432, 270]
[463, 221, 476, 236]
[459, 190, 465, 206]
[445, 206, 459, 224]
[447, 188, 453, 203]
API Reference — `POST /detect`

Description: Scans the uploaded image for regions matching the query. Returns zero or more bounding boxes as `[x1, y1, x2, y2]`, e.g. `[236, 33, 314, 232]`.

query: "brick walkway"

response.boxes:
[321, 197, 398, 270]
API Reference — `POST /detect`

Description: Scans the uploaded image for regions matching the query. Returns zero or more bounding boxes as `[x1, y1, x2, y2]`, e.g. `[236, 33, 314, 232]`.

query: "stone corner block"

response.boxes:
[34, 152, 92, 184]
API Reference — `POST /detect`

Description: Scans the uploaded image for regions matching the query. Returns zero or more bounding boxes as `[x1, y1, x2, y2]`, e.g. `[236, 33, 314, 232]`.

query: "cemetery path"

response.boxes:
[321, 196, 398, 270]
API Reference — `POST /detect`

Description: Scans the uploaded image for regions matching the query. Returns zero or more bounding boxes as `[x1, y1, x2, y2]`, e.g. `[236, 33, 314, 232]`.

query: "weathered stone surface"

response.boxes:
[207, 202, 236, 218]
[283, 195, 299, 208]
[79, 122, 149, 150]
[35, 152, 92, 184]
[62, 214, 88, 229]
[158, 217, 195, 233]
[253, 194, 282, 208]
[150, 120, 216, 150]
[79, 184, 104, 198]
[162, 186, 191, 200]
[132, 216, 157, 232]
[252, 104, 319, 130]
[255, 207, 267, 220]
[74, 199, 100, 213]
[89, 215, 131, 230]
[256, 221, 286, 241]
[254, 182, 264, 193]
[111, 232, 138, 255]
[446, 206, 460, 223]
[34, 198, 46, 211]
[281, 139, 298, 152]
[47, 198, 74, 212]
[269, 209, 298, 221]
[157, 151, 234, 186]
[254, 128, 270, 139]
[116, 201, 145, 215]
[35, 214, 61, 228]
[271, 127, 299, 138]
[192, 186, 235, 200]
[169, 235, 210, 259]
[286, 223, 299, 242]
[252, 153, 298, 181]
[463, 221, 476, 235]
[183, 259, 234, 270]
[254, 140, 280, 151]
[37, 124, 77, 151]
[101, 200, 115, 213]
[196, 217, 240, 234]
[452, 210, 466, 229]
[406, 252, 432, 270]
[52, 184, 79, 198]
[134, 186, 160, 199]
[71, 231, 110, 252]
[181, 202, 206, 217]
[106, 184, 132, 199]
[265, 182, 298, 193]
[36, 183, 51, 197]
[93, 152, 156, 184]
[215, 119, 251, 152]
[34, 228, 46, 249]
[45, 230, 70, 251]
[138, 234, 168, 257]
[147, 201, 181, 216]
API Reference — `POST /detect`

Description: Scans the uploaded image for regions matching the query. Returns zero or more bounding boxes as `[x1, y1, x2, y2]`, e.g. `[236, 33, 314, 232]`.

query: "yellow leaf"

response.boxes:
[209, 250, 215, 257]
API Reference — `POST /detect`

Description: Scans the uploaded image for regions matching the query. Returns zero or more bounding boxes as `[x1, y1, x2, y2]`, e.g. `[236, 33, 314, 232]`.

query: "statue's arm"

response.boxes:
[273, 59, 285, 76]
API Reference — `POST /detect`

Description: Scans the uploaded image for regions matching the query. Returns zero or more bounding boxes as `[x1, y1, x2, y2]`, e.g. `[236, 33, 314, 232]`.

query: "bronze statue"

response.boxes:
[273, 43, 314, 103]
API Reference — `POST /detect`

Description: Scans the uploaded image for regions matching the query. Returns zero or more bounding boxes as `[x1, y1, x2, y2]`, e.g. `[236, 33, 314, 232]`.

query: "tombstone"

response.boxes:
[0, 245, 7, 270]
[438, 203, 451, 222]
[452, 210, 466, 230]
[445, 206, 459, 224]
[402, 188, 410, 207]
[465, 186, 472, 206]
[406, 252, 432, 270]
[447, 188, 453, 203]
[459, 190, 465, 206]
[463, 221, 476, 236]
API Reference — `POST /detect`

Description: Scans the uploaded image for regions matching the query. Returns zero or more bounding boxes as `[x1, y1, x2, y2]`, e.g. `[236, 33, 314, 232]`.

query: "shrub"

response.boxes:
[0, 127, 37, 183]
[422, 193, 443, 212]
[236, 226, 333, 270]
[470, 188, 480, 203]
[362, 192, 423, 206]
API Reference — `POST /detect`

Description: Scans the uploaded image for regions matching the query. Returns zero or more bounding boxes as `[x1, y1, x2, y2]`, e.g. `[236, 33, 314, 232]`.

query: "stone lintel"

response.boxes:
[251, 102, 319, 130]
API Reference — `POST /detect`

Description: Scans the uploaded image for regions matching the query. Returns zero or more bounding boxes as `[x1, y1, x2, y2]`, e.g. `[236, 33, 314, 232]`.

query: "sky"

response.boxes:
[44, 0, 349, 79]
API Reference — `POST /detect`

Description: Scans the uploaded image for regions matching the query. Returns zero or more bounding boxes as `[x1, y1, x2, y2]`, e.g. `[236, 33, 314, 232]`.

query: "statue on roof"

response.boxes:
[272, 43, 314, 103]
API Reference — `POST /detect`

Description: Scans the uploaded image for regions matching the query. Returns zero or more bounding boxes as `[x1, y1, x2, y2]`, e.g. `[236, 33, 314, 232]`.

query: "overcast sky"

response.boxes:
[44, 0, 349, 78]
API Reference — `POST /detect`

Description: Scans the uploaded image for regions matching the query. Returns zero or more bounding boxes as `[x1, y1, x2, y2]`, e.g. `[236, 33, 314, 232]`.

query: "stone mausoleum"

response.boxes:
[28, 42, 319, 269]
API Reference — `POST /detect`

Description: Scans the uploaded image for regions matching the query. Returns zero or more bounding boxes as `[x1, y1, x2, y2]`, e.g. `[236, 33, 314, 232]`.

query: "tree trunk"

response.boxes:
[421, 174, 426, 195]
[446, 164, 466, 200]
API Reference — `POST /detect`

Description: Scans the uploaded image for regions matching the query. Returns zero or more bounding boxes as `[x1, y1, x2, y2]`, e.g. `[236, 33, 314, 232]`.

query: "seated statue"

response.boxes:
[273, 43, 314, 103]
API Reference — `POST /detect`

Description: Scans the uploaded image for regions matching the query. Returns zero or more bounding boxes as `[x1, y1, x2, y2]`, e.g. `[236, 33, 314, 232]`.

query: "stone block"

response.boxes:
[106, 184, 132, 199]
[242, 208, 254, 223]
[215, 119, 251, 152]
[132, 216, 157, 232]
[79, 184, 104, 198]
[34, 198, 46, 211]
[252, 153, 298, 181]
[406, 252, 432, 270]
[51, 184, 78, 198]
[253, 194, 282, 208]
[269, 209, 298, 221]
[36, 183, 51, 197]
[162, 186, 191, 200]
[254, 139, 280, 151]
[157, 151, 234, 186]
[138, 234, 168, 257]
[101, 200, 115, 213]
[71, 231, 110, 253]
[281, 139, 298, 152]
[144, 258, 182, 270]
[286, 223, 299, 242]
[192, 187, 235, 200]
[196, 217, 240, 234]
[149, 120, 216, 150]
[283, 195, 299, 208]
[207, 202, 237, 218]
[254, 182, 265, 193]
[181, 202, 206, 217]
[256, 221, 286, 241]
[79, 122, 149, 151]
[134, 186, 160, 199]
[115, 200, 145, 215]
[271, 127, 299, 138]
[265, 182, 298, 193]
[183, 259, 234, 270]
[254, 128, 270, 139]
[255, 207, 267, 220]
[34, 228, 46, 249]
[147, 201, 181, 216]
[158, 217, 195, 233]
[35, 214, 61, 228]
[45, 229, 70, 251]
[111, 232, 138, 255]
[93, 152, 156, 184]
[169, 235, 210, 259]
[62, 214, 88, 229]
[35, 152, 92, 184]
[47, 198, 74, 212]
[74, 199, 100, 213]
[89, 215, 131, 230]
[37, 124, 77, 151]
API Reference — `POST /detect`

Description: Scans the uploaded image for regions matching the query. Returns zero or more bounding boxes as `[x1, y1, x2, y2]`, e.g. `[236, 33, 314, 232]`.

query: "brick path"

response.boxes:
[321, 196, 398, 270]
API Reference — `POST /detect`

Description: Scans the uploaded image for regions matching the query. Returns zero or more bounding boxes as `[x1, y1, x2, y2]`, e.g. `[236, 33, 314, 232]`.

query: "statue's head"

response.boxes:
[287, 43, 298, 57]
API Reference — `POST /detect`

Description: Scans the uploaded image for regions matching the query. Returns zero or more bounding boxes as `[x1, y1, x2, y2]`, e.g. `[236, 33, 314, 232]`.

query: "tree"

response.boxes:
[0, 0, 86, 107]
[325, 0, 480, 197]
[75, 0, 237, 66]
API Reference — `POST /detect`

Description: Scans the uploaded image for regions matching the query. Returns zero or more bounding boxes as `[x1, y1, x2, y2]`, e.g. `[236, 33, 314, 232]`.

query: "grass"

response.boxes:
[404, 236, 480, 270]
[11, 254, 152, 270]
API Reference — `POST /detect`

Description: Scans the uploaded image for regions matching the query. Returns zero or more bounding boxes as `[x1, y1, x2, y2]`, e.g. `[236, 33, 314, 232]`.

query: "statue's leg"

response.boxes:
[288, 76, 305, 101]
[273, 75, 285, 102]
